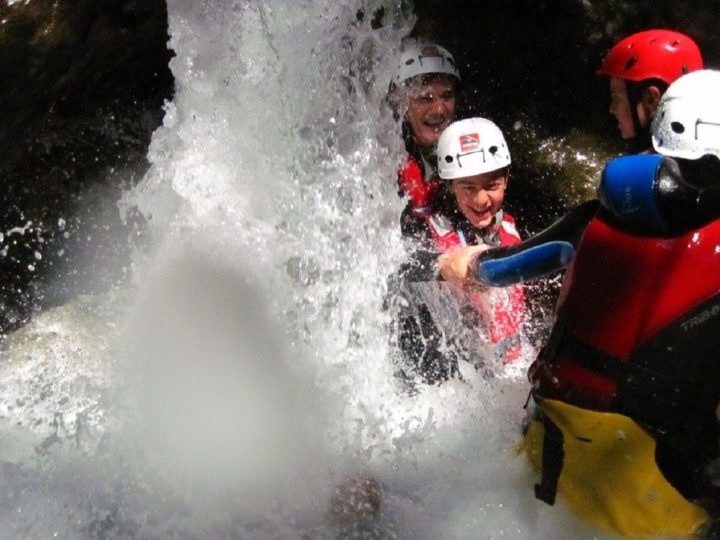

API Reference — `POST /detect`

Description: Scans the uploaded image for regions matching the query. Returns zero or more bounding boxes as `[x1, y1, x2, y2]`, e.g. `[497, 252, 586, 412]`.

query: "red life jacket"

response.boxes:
[397, 155, 441, 217]
[531, 212, 720, 408]
[425, 212, 526, 363]
[529, 211, 720, 500]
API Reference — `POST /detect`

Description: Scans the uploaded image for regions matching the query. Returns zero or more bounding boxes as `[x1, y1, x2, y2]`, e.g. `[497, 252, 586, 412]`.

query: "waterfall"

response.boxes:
[0, 2, 613, 538]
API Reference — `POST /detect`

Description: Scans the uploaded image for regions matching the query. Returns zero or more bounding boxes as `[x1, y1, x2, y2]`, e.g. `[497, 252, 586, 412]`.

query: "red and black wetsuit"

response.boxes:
[532, 208, 720, 500]
[397, 154, 440, 220]
[396, 122, 444, 239]
[391, 188, 525, 386]
[474, 155, 720, 526]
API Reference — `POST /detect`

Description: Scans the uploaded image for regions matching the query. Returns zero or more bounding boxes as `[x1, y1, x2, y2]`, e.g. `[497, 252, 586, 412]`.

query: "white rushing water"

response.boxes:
[0, 2, 615, 538]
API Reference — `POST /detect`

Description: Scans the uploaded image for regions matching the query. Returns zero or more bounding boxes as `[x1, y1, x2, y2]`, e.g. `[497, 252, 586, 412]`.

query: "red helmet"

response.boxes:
[597, 29, 703, 85]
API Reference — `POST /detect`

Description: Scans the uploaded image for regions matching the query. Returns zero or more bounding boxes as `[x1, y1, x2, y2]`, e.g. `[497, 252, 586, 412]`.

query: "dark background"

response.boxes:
[414, 0, 719, 135]
[0, 0, 173, 332]
[411, 0, 719, 232]
[1, 0, 718, 333]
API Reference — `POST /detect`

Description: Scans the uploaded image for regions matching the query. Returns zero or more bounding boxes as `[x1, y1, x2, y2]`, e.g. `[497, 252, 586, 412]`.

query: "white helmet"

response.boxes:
[652, 69, 720, 160]
[437, 118, 511, 180]
[394, 38, 460, 86]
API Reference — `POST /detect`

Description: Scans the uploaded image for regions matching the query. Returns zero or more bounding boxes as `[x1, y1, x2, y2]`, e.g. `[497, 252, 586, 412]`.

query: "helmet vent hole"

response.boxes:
[444, 155, 454, 163]
[671, 39, 680, 48]
[671, 122, 685, 134]
[489, 146, 498, 154]
[405, 59, 415, 65]
[624, 56, 638, 71]
[657, 138, 664, 147]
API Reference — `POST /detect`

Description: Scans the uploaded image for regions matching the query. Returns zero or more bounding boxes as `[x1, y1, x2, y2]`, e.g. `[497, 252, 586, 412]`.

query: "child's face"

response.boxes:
[405, 77, 456, 149]
[609, 76, 637, 139]
[450, 170, 508, 230]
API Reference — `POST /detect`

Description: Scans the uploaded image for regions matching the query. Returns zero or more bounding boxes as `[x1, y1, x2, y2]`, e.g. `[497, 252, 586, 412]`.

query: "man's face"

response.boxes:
[405, 77, 456, 149]
[450, 169, 507, 230]
[609, 76, 637, 139]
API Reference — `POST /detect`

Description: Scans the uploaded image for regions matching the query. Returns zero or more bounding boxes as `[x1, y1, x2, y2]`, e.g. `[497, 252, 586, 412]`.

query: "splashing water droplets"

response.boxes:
[0, 2, 614, 538]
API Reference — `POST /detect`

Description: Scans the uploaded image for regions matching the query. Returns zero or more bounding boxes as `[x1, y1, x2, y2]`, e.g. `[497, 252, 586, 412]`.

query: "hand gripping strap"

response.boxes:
[475, 241, 575, 287]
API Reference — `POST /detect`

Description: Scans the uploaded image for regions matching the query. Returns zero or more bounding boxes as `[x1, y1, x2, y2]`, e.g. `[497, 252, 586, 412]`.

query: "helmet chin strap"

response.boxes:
[627, 127, 653, 155]
[625, 80, 653, 153]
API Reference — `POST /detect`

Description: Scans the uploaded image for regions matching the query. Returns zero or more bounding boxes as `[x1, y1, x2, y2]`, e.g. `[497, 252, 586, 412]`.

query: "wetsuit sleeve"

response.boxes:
[398, 200, 599, 284]
[598, 154, 720, 236]
[482, 200, 598, 257]
[397, 249, 441, 282]
[473, 199, 599, 285]
[400, 203, 426, 239]
[658, 157, 720, 234]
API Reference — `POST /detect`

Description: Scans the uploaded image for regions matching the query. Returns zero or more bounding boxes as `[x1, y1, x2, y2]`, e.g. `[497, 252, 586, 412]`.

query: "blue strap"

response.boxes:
[475, 241, 576, 286]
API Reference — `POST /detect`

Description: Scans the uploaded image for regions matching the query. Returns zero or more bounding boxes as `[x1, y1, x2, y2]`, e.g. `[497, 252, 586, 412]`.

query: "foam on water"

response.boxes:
[0, 1, 617, 538]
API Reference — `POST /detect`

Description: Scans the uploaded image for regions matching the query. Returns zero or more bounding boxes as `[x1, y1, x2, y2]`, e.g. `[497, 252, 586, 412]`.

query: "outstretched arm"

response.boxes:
[439, 200, 599, 289]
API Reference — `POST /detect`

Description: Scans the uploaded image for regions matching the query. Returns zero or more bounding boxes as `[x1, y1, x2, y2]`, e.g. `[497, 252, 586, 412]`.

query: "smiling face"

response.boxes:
[405, 76, 457, 149]
[450, 169, 508, 230]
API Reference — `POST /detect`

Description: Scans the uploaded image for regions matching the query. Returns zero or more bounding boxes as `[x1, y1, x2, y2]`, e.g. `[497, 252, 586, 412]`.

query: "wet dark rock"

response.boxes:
[0, 0, 174, 333]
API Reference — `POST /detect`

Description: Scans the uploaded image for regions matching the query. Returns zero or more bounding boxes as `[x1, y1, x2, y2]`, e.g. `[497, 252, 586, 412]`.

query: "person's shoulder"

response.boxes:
[502, 212, 517, 224]
[400, 205, 431, 240]
[499, 213, 522, 244]
[401, 152, 420, 166]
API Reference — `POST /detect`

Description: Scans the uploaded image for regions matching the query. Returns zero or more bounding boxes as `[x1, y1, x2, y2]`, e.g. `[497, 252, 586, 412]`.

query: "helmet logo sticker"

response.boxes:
[418, 46, 445, 68]
[459, 133, 480, 152]
[420, 46, 441, 58]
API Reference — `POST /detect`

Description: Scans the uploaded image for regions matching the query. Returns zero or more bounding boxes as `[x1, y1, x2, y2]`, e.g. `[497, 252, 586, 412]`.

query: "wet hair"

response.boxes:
[625, 78, 669, 114]
[624, 78, 669, 152]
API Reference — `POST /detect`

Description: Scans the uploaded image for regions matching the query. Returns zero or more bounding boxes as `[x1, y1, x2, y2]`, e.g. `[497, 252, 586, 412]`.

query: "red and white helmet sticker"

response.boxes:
[459, 133, 480, 152]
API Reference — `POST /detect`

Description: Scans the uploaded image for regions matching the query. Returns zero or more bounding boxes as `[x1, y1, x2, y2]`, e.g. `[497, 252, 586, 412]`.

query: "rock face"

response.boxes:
[1, 0, 718, 334]
[0, 0, 174, 332]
